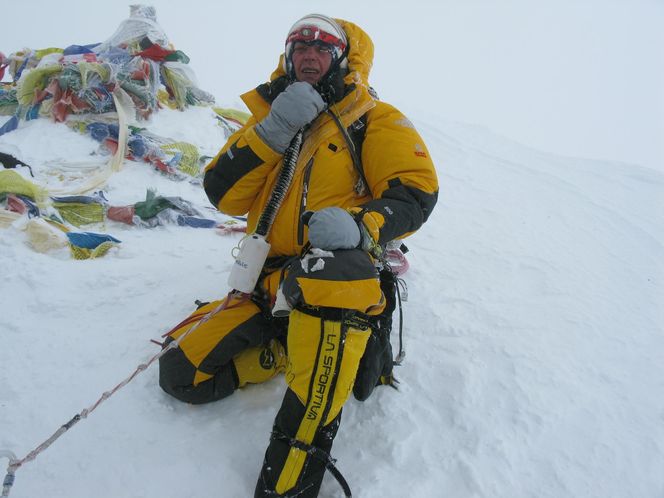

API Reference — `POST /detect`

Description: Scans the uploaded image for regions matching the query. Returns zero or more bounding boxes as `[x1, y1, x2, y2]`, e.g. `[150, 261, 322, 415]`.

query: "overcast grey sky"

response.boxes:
[2, 0, 662, 170]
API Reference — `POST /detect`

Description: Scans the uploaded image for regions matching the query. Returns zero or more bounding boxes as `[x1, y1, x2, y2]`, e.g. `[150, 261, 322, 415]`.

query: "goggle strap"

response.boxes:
[286, 26, 346, 51]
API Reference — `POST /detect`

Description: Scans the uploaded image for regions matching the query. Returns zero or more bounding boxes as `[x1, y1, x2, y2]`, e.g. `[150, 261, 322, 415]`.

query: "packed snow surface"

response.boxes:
[1, 104, 662, 498]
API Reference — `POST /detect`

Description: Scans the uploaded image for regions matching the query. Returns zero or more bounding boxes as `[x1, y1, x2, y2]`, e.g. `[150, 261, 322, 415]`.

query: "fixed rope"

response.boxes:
[0, 293, 235, 496]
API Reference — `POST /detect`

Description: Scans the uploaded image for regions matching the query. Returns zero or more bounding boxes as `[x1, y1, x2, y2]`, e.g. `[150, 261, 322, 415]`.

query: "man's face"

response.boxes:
[291, 42, 333, 84]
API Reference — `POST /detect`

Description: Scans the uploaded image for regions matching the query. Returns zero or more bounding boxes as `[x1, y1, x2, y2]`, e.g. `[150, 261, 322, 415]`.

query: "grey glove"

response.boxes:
[255, 82, 326, 153]
[305, 207, 361, 250]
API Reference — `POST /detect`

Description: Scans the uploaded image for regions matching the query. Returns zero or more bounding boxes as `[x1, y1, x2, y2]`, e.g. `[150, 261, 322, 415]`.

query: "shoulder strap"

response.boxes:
[347, 113, 368, 161]
[347, 113, 369, 195]
[327, 110, 370, 195]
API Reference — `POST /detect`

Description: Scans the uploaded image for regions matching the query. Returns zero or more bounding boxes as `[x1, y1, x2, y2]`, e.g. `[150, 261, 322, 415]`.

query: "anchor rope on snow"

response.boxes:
[0, 293, 236, 496]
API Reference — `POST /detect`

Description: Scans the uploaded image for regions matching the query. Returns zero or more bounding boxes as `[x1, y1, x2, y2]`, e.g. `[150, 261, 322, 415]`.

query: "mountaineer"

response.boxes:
[159, 13, 438, 497]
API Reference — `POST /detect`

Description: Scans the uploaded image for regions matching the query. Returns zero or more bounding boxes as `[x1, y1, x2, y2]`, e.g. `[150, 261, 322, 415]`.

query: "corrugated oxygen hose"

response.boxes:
[255, 129, 303, 237]
[227, 130, 304, 294]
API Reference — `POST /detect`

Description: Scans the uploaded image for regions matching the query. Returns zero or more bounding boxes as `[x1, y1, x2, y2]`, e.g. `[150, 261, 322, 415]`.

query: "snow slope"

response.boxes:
[1, 103, 663, 498]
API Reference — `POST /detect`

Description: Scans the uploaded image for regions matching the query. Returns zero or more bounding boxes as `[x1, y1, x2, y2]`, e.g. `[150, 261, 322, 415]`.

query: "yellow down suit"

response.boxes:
[158, 18, 438, 498]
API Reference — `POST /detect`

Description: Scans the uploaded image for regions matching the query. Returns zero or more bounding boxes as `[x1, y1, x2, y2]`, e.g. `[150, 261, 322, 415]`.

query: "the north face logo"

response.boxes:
[259, 348, 275, 369]
[414, 143, 427, 158]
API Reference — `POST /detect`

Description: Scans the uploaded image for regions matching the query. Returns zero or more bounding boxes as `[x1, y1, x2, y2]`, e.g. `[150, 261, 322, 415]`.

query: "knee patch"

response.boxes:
[234, 338, 287, 387]
[158, 295, 282, 404]
[159, 339, 239, 405]
[166, 297, 276, 374]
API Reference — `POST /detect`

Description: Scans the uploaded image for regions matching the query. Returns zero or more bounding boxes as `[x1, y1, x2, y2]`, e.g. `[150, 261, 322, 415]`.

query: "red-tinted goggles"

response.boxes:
[286, 26, 346, 51]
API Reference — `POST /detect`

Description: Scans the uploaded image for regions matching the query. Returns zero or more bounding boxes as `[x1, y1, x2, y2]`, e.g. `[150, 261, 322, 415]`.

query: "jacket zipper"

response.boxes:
[297, 158, 315, 246]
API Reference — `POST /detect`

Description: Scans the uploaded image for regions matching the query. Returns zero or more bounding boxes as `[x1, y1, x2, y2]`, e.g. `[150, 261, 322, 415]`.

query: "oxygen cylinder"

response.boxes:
[228, 234, 271, 294]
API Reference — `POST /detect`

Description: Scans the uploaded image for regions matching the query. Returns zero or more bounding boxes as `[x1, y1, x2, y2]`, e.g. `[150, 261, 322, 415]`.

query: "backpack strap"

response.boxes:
[326, 110, 369, 195]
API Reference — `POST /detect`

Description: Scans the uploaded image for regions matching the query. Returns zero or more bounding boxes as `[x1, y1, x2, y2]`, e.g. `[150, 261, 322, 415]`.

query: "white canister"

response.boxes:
[227, 234, 271, 294]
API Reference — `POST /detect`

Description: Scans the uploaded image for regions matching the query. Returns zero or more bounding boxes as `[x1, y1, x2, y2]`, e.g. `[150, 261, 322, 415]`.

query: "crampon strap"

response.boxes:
[271, 431, 352, 498]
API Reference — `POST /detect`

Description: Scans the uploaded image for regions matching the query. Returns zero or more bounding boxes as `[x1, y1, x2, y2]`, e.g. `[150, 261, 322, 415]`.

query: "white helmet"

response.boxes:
[284, 14, 348, 77]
